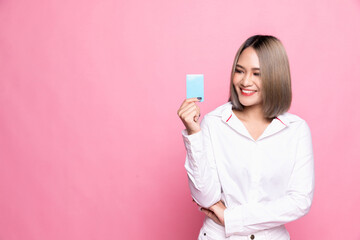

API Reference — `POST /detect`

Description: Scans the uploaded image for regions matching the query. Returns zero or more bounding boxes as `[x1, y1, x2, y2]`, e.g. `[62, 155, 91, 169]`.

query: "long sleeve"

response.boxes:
[223, 121, 315, 236]
[182, 116, 222, 208]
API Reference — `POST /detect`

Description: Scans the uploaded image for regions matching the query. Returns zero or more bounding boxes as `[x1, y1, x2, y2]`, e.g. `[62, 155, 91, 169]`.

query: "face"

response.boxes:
[233, 47, 262, 108]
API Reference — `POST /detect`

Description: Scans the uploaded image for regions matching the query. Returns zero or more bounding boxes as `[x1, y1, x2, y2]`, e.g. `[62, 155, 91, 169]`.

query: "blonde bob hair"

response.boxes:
[229, 35, 292, 119]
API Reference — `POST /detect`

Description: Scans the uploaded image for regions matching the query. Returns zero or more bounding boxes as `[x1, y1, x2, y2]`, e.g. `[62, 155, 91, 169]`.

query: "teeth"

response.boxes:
[242, 89, 256, 93]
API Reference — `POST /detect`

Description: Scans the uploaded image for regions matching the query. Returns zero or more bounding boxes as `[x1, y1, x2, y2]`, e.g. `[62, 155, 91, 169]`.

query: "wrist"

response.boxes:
[187, 128, 201, 135]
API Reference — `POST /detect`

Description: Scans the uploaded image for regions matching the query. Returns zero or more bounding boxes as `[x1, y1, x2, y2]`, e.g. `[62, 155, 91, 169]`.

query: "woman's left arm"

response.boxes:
[222, 121, 315, 237]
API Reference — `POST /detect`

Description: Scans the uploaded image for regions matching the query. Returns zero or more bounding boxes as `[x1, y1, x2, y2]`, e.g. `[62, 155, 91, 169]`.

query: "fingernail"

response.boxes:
[197, 97, 202, 100]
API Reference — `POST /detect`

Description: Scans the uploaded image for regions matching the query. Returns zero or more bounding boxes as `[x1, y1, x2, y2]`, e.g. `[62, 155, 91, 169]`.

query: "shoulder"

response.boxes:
[277, 112, 312, 136]
[199, 102, 232, 128]
[202, 102, 233, 121]
[277, 112, 303, 125]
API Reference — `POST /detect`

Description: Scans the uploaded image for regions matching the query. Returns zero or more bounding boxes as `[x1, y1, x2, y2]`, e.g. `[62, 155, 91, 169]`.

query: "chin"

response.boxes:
[238, 99, 261, 107]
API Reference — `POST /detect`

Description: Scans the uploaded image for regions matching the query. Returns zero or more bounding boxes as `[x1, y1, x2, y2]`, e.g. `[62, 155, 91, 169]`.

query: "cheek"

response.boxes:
[256, 79, 262, 89]
[232, 75, 240, 85]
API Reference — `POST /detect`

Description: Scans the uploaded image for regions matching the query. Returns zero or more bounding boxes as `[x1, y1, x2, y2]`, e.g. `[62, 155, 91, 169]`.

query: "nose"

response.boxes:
[241, 73, 252, 86]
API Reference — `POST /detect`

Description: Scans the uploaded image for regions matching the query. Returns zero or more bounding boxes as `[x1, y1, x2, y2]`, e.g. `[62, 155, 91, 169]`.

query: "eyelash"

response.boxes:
[235, 69, 261, 76]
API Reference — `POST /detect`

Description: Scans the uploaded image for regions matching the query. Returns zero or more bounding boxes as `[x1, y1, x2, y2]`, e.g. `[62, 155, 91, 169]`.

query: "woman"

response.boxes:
[177, 35, 314, 240]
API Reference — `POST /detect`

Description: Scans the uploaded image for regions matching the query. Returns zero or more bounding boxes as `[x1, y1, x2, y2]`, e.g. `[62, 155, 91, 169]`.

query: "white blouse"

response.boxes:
[182, 102, 315, 240]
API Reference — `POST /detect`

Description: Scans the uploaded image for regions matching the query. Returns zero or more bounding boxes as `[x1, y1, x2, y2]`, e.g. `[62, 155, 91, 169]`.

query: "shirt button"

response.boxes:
[250, 235, 255, 239]
[204, 232, 206, 236]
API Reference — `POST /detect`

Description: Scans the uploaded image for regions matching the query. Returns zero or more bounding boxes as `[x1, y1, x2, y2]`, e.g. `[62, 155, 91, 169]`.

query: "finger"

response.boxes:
[185, 97, 201, 103]
[180, 106, 198, 122]
[195, 105, 201, 120]
[200, 208, 211, 216]
[200, 208, 221, 225]
[194, 112, 201, 122]
[178, 98, 200, 115]
[178, 102, 197, 117]
[193, 105, 200, 122]
[201, 208, 215, 218]
[187, 109, 200, 124]
[183, 102, 200, 116]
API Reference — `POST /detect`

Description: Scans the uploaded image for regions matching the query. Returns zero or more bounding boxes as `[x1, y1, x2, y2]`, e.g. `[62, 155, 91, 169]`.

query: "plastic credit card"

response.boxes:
[186, 74, 204, 102]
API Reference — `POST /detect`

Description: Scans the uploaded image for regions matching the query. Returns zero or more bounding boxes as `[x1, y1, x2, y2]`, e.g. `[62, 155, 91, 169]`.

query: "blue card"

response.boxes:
[186, 74, 204, 102]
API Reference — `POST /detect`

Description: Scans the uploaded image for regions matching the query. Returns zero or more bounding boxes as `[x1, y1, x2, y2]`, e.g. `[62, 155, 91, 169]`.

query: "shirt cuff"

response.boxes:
[182, 129, 203, 150]
[224, 206, 245, 237]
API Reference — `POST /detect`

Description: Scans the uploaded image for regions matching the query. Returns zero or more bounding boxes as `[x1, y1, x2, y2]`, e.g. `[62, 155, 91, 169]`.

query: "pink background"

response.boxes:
[1, 0, 360, 239]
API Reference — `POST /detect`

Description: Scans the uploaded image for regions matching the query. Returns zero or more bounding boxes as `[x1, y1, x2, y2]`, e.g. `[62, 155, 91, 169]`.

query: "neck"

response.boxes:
[236, 104, 271, 123]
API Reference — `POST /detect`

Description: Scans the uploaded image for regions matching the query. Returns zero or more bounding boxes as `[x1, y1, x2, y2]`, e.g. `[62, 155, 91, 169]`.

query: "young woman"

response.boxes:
[177, 35, 314, 240]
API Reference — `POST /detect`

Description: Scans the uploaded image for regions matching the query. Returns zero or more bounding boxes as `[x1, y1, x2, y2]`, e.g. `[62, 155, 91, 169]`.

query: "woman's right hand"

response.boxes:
[177, 97, 201, 135]
[192, 199, 223, 226]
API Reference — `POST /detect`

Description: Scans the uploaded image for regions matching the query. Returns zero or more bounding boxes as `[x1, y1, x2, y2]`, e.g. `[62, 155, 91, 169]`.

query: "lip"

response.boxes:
[240, 88, 257, 96]
[241, 88, 257, 91]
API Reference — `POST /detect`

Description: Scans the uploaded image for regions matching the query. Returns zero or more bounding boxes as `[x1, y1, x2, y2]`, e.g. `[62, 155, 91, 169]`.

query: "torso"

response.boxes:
[193, 102, 307, 240]
[233, 109, 273, 141]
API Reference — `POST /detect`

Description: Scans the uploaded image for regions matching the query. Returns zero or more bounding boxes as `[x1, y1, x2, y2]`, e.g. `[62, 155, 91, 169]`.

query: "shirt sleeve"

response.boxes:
[223, 121, 315, 236]
[182, 115, 222, 208]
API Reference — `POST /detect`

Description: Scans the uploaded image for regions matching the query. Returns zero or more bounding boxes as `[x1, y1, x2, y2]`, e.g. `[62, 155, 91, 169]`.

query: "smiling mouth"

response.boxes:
[240, 88, 257, 96]
[241, 88, 257, 93]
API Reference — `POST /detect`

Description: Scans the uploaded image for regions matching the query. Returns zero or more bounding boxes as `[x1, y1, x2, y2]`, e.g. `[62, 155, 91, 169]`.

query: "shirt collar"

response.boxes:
[218, 102, 299, 125]
[275, 111, 302, 126]
[217, 102, 300, 141]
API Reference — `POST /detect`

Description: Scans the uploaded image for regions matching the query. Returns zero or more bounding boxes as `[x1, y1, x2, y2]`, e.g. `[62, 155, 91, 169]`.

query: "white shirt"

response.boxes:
[182, 102, 315, 240]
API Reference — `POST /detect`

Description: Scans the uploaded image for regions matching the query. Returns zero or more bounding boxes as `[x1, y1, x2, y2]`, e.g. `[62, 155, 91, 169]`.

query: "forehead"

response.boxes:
[236, 47, 260, 68]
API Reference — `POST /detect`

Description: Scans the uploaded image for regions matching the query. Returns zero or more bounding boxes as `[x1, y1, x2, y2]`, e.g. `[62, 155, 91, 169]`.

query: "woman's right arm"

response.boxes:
[178, 98, 222, 208]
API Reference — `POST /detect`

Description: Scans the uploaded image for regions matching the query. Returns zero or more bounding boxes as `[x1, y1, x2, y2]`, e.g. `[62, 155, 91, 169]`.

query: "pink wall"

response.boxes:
[1, 0, 360, 239]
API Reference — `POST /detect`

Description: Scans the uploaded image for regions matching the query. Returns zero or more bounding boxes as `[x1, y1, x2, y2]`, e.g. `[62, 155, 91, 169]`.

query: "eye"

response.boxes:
[254, 72, 261, 76]
[235, 69, 244, 74]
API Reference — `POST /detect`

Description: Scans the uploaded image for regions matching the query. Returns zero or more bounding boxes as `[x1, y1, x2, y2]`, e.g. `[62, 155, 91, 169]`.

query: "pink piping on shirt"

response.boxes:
[226, 114, 232, 122]
[276, 117, 287, 126]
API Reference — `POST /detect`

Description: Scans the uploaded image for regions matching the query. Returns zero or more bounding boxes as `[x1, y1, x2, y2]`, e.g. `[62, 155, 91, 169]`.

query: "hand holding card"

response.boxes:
[177, 74, 204, 135]
[177, 97, 201, 135]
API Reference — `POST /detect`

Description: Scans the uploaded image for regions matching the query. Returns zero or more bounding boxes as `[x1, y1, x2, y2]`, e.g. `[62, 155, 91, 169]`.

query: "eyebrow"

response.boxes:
[236, 64, 260, 71]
